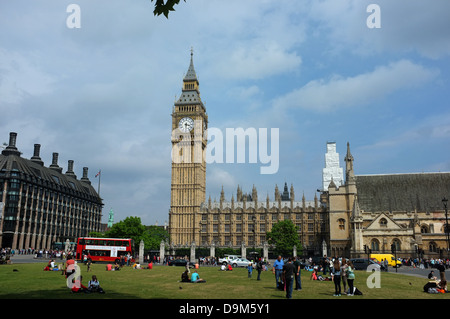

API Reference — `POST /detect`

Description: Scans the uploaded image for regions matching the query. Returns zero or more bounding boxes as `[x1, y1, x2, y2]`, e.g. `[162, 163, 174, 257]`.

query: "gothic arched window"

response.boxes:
[420, 225, 429, 234]
[370, 239, 380, 251]
[429, 242, 437, 253]
[392, 239, 401, 251]
[338, 218, 345, 230]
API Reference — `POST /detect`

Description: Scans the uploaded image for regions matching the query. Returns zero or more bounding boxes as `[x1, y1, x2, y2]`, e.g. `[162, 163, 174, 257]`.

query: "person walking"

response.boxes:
[256, 258, 263, 281]
[436, 260, 446, 282]
[282, 257, 296, 299]
[332, 259, 342, 296]
[322, 256, 328, 275]
[248, 263, 253, 278]
[272, 255, 284, 290]
[294, 256, 302, 290]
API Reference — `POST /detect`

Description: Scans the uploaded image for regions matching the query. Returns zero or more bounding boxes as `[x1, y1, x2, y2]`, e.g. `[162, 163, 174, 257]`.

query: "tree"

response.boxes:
[266, 220, 301, 257]
[145, 225, 169, 250]
[105, 216, 169, 252]
[151, 0, 186, 18]
[87, 231, 106, 238]
[106, 216, 147, 251]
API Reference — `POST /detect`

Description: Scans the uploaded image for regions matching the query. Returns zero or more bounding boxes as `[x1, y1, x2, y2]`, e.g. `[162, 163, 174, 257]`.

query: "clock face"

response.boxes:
[178, 117, 194, 133]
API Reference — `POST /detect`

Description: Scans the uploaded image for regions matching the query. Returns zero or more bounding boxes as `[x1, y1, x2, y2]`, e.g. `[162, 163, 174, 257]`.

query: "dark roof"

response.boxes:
[355, 173, 450, 212]
[0, 144, 101, 204]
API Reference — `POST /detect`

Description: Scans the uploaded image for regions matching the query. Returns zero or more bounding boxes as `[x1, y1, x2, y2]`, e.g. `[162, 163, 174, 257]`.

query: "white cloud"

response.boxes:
[225, 44, 302, 80]
[273, 60, 439, 112]
[0, 49, 56, 104]
[187, 1, 306, 81]
[1, 0, 449, 226]
[306, 0, 450, 59]
[207, 167, 238, 192]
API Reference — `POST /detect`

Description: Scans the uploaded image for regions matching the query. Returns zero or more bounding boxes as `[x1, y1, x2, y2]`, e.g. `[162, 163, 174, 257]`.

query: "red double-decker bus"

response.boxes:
[76, 237, 134, 263]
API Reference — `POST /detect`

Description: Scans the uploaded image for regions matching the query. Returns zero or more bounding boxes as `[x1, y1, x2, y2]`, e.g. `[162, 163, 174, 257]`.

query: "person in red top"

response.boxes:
[64, 258, 76, 277]
[71, 276, 88, 293]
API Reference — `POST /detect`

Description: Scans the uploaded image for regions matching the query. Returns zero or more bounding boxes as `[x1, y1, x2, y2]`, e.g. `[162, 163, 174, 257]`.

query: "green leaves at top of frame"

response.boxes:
[151, 0, 186, 18]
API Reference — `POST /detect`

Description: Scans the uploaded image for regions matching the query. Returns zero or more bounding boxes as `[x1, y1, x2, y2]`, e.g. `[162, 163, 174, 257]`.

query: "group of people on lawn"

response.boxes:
[56, 255, 106, 294]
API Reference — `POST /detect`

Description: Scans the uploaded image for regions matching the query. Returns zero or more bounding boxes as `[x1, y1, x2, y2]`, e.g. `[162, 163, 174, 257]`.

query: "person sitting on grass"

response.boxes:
[311, 268, 323, 280]
[181, 270, 191, 282]
[310, 267, 329, 281]
[191, 270, 206, 283]
[88, 275, 105, 293]
[437, 280, 448, 293]
[428, 270, 437, 281]
[71, 276, 88, 293]
[132, 262, 141, 269]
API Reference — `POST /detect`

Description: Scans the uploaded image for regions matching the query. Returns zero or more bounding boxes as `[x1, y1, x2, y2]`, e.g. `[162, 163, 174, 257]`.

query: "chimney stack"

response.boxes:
[65, 160, 77, 178]
[49, 152, 63, 173]
[80, 167, 91, 184]
[31, 144, 44, 166]
[1, 132, 21, 156]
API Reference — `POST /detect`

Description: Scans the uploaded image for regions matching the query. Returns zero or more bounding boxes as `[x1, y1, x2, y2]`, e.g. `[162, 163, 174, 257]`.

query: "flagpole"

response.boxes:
[97, 170, 101, 196]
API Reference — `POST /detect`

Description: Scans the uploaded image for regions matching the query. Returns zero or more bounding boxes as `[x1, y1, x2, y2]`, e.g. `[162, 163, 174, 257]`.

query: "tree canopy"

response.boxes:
[266, 220, 301, 257]
[91, 216, 169, 252]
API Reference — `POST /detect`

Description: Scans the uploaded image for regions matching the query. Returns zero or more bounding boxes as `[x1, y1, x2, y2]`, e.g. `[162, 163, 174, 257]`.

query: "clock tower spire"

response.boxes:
[169, 50, 208, 246]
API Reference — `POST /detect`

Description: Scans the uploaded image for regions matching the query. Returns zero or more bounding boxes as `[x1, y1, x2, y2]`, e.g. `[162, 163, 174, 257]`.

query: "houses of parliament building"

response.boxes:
[169, 52, 450, 259]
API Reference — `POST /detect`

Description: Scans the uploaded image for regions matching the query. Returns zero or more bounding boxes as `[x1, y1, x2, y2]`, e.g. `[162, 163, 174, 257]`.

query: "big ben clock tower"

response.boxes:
[169, 50, 208, 246]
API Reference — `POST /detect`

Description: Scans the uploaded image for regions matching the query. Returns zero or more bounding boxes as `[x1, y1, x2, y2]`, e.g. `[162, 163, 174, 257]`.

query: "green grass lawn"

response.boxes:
[0, 262, 447, 299]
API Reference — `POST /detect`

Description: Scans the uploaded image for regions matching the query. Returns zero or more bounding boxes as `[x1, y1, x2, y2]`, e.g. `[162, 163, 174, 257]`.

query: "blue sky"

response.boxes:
[1, 0, 449, 226]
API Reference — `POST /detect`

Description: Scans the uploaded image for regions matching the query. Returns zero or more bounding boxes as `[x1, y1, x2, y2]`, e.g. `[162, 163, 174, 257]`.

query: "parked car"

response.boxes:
[218, 255, 241, 265]
[168, 259, 191, 267]
[230, 258, 253, 268]
[350, 258, 385, 271]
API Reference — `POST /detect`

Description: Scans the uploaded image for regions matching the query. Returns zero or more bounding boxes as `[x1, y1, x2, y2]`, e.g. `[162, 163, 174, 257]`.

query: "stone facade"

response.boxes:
[169, 51, 207, 246]
[168, 54, 328, 252]
[169, 54, 450, 259]
[197, 184, 328, 254]
[327, 143, 450, 259]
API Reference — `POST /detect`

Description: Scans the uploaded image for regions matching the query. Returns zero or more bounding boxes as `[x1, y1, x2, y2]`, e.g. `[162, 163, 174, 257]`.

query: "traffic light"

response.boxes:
[364, 245, 367, 253]
[391, 244, 395, 254]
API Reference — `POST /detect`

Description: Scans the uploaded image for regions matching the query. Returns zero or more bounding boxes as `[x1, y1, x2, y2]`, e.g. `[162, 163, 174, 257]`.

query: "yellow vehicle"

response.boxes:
[370, 254, 402, 268]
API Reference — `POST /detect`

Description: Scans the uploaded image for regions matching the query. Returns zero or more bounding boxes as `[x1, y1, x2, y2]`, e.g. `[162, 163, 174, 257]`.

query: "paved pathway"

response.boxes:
[386, 265, 447, 279]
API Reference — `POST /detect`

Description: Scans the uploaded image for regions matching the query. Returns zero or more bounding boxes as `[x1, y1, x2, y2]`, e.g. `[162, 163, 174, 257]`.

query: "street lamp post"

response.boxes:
[443, 198, 449, 260]
[252, 215, 256, 259]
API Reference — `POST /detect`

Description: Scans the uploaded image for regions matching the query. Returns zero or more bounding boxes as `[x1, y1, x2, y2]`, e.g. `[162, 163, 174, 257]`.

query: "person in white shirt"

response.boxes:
[88, 275, 105, 293]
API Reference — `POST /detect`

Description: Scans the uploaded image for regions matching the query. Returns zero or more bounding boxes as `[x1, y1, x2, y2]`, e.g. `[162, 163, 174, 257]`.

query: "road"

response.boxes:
[385, 265, 447, 279]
